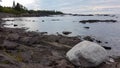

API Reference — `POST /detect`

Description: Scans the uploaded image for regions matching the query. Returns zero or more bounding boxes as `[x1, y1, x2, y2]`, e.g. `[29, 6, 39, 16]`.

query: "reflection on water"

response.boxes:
[2, 15, 120, 58]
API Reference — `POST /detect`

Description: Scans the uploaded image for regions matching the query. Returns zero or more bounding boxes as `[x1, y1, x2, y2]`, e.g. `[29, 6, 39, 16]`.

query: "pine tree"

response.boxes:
[15, 3, 21, 11]
[13, 1, 15, 8]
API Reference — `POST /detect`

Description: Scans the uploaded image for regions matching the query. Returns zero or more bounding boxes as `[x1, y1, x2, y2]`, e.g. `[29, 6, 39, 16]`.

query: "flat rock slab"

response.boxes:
[7, 33, 20, 41]
[1, 40, 19, 50]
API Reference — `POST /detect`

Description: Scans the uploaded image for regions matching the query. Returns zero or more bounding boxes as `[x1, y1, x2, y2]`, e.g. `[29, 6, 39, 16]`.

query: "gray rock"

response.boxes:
[40, 32, 48, 35]
[0, 53, 19, 65]
[66, 41, 108, 67]
[13, 24, 18, 27]
[0, 36, 5, 44]
[7, 33, 20, 41]
[83, 36, 94, 42]
[84, 26, 90, 29]
[19, 37, 39, 45]
[19, 37, 32, 45]
[62, 31, 72, 35]
[0, 64, 19, 68]
[1, 40, 19, 50]
[20, 51, 33, 62]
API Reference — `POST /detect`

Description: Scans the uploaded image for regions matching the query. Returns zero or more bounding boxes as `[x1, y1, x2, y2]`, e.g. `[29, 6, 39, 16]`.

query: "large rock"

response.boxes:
[66, 41, 108, 67]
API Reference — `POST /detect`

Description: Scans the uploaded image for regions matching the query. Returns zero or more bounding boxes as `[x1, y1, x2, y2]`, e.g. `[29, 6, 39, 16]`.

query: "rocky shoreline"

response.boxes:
[0, 15, 120, 68]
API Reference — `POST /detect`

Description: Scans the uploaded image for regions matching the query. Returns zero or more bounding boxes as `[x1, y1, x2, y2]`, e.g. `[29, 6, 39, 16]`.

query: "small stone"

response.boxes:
[62, 31, 72, 35]
[105, 42, 108, 44]
[96, 40, 102, 43]
[109, 58, 115, 63]
[42, 20, 44, 22]
[84, 26, 90, 29]
[102, 46, 111, 50]
[14, 24, 18, 27]
[40, 32, 48, 35]
[83, 36, 94, 42]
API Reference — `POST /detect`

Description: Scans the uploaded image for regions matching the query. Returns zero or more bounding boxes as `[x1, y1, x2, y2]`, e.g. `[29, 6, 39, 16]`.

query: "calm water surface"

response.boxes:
[3, 15, 120, 58]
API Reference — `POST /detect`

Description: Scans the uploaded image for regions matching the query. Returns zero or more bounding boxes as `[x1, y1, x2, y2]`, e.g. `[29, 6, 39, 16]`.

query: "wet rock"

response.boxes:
[72, 14, 94, 16]
[1, 40, 19, 50]
[105, 42, 108, 44]
[51, 19, 60, 21]
[96, 40, 102, 43]
[62, 31, 72, 35]
[80, 20, 117, 23]
[42, 20, 44, 22]
[84, 26, 90, 29]
[40, 32, 48, 35]
[14, 24, 17, 27]
[56, 32, 62, 36]
[102, 46, 112, 50]
[3, 19, 15, 21]
[32, 20, 35, 22]
[83, 36, 94, 42]
[66, 41, 108, 67]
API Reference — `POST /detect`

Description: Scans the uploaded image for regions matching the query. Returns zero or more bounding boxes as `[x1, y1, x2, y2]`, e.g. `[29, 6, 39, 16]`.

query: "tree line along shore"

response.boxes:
[0, 1, 63, 17]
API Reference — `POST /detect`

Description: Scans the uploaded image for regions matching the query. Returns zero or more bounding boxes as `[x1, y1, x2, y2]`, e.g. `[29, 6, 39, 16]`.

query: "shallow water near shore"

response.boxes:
[2, 14, 120, 58]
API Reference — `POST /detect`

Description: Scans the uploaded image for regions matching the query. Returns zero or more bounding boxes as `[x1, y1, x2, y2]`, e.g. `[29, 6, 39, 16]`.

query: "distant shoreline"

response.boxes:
[0, 12, 117, 18]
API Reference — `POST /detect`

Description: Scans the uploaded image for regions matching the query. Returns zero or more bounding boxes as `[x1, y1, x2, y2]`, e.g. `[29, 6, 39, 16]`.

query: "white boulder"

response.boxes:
[66, 41, 108, 67]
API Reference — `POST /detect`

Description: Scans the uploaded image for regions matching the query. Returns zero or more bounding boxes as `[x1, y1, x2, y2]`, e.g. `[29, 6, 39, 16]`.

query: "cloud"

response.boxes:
[57, 0, 120, 14]
[0, 0, 34, 7]
[1, 0, 120, 14]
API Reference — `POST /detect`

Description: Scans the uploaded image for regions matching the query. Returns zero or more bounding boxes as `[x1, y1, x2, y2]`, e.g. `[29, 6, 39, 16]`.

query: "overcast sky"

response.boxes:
[0, 0, 120, 14]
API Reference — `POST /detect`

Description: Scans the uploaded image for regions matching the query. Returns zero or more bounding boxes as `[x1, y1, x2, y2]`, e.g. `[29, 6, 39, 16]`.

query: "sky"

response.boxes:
[0, 0, 120, 14]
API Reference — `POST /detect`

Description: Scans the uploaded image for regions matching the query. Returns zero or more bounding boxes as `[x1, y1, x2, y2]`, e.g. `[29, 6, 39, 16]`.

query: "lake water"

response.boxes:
[2, 15, 120, 58]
